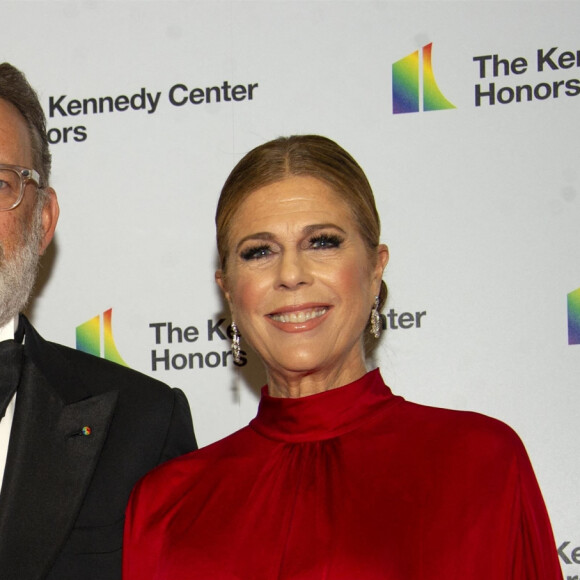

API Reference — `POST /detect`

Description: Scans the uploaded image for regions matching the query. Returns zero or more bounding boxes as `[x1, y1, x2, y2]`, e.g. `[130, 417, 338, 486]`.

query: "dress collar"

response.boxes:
[249, 368, 399, 443]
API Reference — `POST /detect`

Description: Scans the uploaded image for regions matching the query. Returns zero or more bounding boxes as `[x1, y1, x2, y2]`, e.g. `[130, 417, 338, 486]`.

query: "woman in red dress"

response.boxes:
[123, 135, 562, 579]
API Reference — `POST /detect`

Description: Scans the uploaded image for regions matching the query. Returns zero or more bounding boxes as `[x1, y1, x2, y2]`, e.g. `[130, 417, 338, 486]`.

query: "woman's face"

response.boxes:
[217, 175, 388, 388]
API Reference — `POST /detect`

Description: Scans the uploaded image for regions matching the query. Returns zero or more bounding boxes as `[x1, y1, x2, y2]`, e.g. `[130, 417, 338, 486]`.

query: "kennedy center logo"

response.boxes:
[568, 287, 580, 345]
[76, 308, 128, 365]
[392, 43, 456, 114]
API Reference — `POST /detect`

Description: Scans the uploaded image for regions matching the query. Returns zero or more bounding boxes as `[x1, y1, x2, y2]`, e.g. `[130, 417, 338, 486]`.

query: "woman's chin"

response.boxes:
[266, 351, 328, 377]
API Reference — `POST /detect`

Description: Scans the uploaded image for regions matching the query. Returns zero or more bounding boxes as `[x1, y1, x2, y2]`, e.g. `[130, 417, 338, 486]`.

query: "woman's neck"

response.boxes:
[266, 359, 369, 399]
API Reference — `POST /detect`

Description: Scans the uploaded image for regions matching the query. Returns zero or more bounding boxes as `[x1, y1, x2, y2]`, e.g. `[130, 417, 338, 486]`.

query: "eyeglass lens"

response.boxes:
[0, 168, 26, 209]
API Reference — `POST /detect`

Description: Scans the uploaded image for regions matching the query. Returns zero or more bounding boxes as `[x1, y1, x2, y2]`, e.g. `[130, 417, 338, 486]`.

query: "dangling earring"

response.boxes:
[231, 321, 242, 364]
[370, 296, 381, 339]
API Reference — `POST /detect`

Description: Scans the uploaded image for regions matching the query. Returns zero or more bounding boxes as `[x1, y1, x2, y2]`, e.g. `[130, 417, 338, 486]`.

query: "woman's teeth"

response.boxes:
[270, 307, 328, 323]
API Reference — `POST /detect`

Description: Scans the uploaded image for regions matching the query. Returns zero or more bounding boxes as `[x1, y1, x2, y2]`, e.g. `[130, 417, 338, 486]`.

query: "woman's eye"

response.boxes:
[240, 245, 272, 261]
[310, 234, 343, 249]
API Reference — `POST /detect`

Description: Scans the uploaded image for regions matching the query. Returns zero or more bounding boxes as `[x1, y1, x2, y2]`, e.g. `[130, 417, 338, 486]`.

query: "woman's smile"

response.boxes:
[267, 304, 330, 330]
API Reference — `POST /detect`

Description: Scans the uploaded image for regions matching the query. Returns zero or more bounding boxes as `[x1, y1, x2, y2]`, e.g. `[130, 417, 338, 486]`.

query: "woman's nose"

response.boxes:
[275, 250, 313, 290]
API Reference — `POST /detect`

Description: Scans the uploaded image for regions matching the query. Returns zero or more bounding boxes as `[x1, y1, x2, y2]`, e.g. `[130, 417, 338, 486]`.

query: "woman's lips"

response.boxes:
[267, 305, 331, 332]
[269, 306, 328, 323]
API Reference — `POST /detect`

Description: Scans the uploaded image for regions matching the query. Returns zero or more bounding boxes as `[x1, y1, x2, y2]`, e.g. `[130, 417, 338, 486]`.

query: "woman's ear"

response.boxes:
[215, 269, 230, 302]
[374, 244, 389, 292]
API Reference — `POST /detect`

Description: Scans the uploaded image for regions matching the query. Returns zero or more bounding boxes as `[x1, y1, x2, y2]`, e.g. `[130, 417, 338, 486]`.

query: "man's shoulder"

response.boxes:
[23, 317, 175, 402]
[51, 340, 167, 390]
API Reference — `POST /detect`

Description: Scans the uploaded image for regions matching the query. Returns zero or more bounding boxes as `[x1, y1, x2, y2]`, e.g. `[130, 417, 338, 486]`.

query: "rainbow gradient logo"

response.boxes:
[76, 308, 128, 365]
[392, 43, 456, 114]
[568, 287, 580, 345]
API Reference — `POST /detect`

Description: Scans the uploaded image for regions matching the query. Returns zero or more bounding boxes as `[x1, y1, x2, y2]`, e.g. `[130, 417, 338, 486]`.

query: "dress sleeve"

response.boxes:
[123, 475, 161, 580]
[510, 443, 563, 579]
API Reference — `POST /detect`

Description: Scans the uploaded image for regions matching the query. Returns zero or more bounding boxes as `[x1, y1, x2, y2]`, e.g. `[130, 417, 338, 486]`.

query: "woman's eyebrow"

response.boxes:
[302, 223, 347, 236]
[235, 231, 275, 252]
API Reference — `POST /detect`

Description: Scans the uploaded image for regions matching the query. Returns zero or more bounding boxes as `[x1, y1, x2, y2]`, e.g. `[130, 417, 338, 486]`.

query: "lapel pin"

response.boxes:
[69, 426, 92, 437]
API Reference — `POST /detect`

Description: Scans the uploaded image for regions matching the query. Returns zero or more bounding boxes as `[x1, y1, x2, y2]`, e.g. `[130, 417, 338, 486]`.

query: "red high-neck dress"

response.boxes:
[123, 369, 562, 579]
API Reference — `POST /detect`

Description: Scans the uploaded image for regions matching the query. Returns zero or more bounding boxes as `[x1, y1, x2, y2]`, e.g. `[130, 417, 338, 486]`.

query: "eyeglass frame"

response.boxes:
[0, 163, 42, 212]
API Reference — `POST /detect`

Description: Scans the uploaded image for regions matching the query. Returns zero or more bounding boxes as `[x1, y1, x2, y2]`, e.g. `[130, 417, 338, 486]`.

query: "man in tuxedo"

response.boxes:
[0, 63, 197, 579]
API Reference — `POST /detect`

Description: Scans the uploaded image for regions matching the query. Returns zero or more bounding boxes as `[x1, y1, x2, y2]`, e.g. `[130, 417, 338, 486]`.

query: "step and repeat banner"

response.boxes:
[3, 1, 579, 575]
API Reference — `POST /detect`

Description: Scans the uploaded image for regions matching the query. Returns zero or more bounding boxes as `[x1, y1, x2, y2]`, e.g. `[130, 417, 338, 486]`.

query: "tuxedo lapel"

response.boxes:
[0, 353, 118, 580]
[0, 341, 22, 420]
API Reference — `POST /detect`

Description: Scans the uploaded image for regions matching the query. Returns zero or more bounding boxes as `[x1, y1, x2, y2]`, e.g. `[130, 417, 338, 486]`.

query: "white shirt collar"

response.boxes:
[0, 316, 18, 342]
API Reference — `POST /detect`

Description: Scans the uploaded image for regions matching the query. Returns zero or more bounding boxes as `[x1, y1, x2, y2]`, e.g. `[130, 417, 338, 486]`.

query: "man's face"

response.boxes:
[0, 98, 58, 326]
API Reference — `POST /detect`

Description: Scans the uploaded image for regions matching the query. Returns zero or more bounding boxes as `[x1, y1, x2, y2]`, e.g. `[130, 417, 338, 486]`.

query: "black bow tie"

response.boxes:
[0, 340, 24, 421]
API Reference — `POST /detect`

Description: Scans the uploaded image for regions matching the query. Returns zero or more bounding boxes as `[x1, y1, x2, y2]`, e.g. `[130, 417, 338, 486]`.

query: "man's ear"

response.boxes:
[38, 188, 59, 255]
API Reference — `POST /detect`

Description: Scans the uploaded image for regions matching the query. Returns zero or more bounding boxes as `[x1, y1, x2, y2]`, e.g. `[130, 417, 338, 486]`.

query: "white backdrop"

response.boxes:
[3, 1, 579, 575]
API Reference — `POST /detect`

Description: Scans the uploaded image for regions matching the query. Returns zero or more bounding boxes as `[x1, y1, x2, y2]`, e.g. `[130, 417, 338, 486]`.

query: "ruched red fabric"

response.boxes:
[123, 369, 562, 579]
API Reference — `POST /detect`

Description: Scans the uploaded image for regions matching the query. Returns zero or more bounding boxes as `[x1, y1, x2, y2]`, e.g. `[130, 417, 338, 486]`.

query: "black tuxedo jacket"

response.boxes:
[0, 316, 197, 580]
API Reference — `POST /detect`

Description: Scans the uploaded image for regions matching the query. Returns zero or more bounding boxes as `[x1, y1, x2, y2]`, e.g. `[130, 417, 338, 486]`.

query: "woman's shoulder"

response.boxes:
[373, 372, 525, 455]
[392, 397, 529, 463]
[400, 398, 516, 431]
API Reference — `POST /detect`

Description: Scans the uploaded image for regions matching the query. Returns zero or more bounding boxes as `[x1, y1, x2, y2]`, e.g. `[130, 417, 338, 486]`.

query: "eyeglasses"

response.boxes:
[0, 163, 41, 211]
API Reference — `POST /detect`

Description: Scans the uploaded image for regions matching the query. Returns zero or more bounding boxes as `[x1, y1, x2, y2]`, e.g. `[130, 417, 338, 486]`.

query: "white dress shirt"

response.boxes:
[0, 316, 18, 493]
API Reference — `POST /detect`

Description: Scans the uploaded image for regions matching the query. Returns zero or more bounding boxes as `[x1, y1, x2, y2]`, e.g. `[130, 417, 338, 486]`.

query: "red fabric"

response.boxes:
[123, 369, 562, 579]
